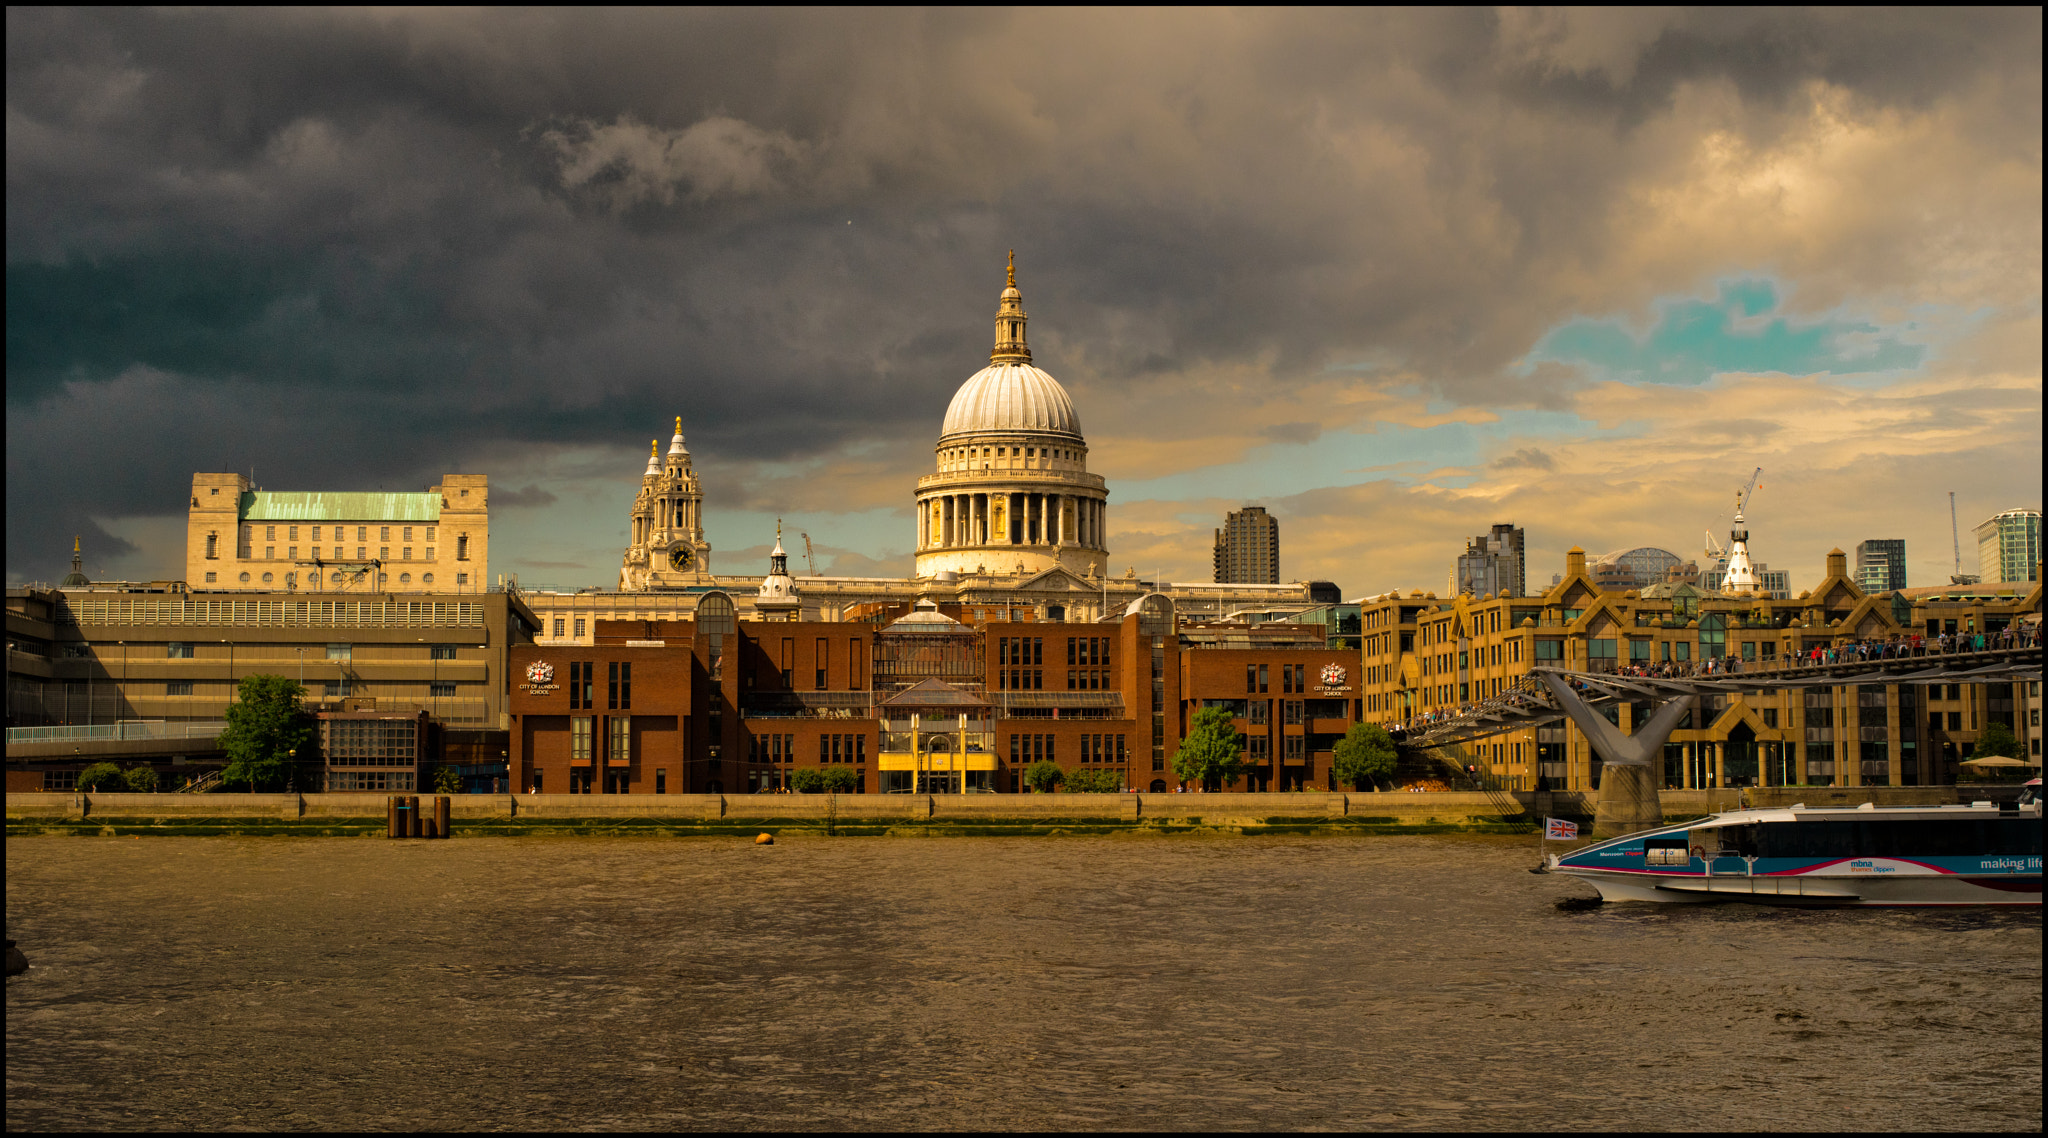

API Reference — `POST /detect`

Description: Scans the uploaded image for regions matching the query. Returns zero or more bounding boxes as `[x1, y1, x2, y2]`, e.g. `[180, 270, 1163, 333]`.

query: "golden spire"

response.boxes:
[1006, 249, 1016, 288]
[651, 439, 658, 457]
[674, 415, 682, 434]
[73, 534, 80, 554]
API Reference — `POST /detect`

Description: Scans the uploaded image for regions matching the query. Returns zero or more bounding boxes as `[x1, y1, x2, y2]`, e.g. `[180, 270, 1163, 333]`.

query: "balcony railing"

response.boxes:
[7, 720, 228, 745]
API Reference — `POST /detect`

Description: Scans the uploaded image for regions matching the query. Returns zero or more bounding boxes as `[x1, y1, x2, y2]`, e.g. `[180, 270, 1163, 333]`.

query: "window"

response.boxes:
[1284, 699, 1304, 725]
[431, 645, 456, 661]
[404, 527, 413, 542]
[402, 547, 411, 560]
[204, 571, 217, 583]
[422, 573, 434, 584]
[357, 546, 367, 560]
[167, 681, 193, 696]
[380, 526, 390, 541]
[311, 526, 322, 540]
[326, 644, 351, 661]
[1249, 700, 1268, 725]
[239, 572, 252, 583]
[574, 618, 586, 638]
[457, 535, 469, 561]
[427, 527, 436, 541]
[610, 715, 631, 764]
[572, 717, 593, 763]
[165, 642, 196, 659]
[426, 547, 435, 560]
[1535, 640, 1562, 661]
[570, 661, 591, 710]
[261, 572, 273, 584]
[264, 547, 274, 560]
[1629, 639, 1650, 662]
[816, 638, 829, 690]
[1257, 664, 1269, 693]
[656, 769, 666, 794]
[430, 681, 457, 698]
[379, 547, 390, 560]
[399, 573, 411, 584]
[608, 661, 631, 709]
[206, 534, 218, 559]
[456, 573, 468, 586]
[286, 546, 297, 561]
[324, 681, 348, 697]
[266, 526, 276, 541]
[553, 619, 565, 637]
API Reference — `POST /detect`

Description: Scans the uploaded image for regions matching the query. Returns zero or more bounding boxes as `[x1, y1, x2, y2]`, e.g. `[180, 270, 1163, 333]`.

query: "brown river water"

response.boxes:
[6, 834, 2040, 1132]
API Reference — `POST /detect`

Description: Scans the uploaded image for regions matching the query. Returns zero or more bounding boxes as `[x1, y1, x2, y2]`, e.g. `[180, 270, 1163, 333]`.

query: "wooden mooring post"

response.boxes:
[388, 795, 452, 839]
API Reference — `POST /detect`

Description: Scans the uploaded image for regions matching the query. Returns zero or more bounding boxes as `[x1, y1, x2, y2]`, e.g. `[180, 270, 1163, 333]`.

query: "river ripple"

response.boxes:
[6, 834, 2039, 1131]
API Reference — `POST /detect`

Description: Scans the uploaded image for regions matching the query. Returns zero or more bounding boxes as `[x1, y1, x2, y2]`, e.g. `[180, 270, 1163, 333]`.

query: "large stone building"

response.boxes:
[524, 256, 1331, 641]
[1357, 547, 2042, 792]
[915, 254, 1109, 580]
[186, 472, 489, 593]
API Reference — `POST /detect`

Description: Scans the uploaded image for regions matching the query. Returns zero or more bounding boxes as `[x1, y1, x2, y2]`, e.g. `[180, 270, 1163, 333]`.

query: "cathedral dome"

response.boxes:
[940, 363, 1081, 441]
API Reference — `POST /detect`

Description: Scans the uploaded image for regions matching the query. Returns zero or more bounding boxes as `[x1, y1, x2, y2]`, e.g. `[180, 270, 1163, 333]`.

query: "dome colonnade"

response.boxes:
[914, 255, 1109, 579]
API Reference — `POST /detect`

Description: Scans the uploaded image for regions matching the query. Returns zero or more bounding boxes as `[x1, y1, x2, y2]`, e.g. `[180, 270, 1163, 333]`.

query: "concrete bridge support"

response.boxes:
[1537, 674, 1691, 838]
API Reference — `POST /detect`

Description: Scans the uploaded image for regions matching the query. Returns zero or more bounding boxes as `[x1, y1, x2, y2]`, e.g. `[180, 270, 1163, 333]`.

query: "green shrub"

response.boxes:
[76, 762, 125, 791]
[122, 765, 160, 793]
[1023, 760, 1065, 793]
[821, 766, 858, 793]
[431, 765, 462, 794]
[789, 768, 826, 793]
[1064, 768, 1122, 793]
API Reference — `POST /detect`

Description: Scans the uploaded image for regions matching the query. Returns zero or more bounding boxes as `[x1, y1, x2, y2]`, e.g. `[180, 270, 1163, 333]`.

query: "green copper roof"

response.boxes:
[240, 491, 442, 522]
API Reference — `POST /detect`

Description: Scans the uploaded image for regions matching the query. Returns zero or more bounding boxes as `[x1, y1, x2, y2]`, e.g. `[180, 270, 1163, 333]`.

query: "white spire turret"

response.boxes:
[643, 439, 661, 479]
[668, 416, 689, 458]
[755, 518, 801, 620]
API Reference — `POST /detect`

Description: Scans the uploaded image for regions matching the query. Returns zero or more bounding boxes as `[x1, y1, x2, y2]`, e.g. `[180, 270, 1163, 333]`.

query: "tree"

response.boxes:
[76, 762, 125, 791]
[123, 765, 160, 793]
[431, 765, 462, 794]
[821, 766, 858, 793]
[1023, 760, 1065, 793]
[1172, 705, 1246, 790]
[1064, 768, 1122, 793]
[789, 768, 826, 793]
[217, 674, 316, 793]
[1969, 722, 2021, 760]
[1332, 723, 1399, 791]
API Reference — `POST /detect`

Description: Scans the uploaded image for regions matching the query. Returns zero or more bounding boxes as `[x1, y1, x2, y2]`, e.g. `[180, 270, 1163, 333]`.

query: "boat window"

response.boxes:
[1756, 819, 2044, 859]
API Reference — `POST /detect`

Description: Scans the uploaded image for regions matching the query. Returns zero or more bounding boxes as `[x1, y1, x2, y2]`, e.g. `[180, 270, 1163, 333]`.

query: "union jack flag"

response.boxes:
[1545, 817, 1578, 841]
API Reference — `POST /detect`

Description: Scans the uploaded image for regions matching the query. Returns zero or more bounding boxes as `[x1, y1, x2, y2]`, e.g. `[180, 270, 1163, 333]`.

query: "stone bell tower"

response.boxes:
[621, 418, 713, 590]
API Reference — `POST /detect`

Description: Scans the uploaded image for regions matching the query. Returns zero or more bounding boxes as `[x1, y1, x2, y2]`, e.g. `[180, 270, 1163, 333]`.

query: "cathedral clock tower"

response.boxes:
[620, 419, 713, 590]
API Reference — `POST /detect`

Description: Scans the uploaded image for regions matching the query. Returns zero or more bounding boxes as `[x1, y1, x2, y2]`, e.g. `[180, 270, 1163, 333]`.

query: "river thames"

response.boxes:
[6, 833, 2039, 1131]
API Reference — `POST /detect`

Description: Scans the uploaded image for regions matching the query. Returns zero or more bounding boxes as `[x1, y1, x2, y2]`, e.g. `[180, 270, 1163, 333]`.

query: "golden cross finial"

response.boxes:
[776, 517, 783, 539]
[674, 415, 681, 434]
[1006, 249, 1015, 288]
[651, 439, 658, 457]
[73, 534, 81, 554]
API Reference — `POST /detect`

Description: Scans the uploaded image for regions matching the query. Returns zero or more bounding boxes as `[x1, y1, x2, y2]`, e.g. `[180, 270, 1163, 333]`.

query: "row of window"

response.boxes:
[1244, 663, 1314, 695]
[819, 734, 866, 763]
[202, 569, 466, 587]
[260, 525, 437, 543]
[255, 546, 436, 562]
[566, 661, 632, 710]
[205, 531, 467, 560]
[566, 715, 634, 763]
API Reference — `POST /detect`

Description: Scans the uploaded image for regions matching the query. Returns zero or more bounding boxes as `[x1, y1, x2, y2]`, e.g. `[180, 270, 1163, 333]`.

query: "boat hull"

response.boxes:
[1561, 868, 2041, 907]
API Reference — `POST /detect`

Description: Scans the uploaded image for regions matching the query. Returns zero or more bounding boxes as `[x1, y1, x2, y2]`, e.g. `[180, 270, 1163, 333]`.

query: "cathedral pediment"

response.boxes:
[1011, 566, 1096, 592]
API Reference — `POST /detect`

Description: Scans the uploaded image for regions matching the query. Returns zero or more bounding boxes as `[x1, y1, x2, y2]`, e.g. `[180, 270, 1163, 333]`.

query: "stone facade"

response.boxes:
[185, 472, 488, 593]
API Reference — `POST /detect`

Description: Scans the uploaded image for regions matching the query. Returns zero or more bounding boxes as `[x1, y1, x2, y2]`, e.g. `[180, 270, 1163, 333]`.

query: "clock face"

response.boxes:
[669, 545, 694, 570]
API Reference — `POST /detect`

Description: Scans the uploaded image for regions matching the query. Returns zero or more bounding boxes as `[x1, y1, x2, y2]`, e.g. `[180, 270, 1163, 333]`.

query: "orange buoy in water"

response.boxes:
[755, 833, 774, 845]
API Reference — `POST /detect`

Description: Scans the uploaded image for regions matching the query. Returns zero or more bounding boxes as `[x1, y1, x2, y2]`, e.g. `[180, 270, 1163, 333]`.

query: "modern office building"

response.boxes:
[186, 472, 490, 593]
[1855, 539, 1908, 593]
[1214, 506, 1281, 584]
[1974, 508, 2042, 584]
[1452, 524, 1525, 597]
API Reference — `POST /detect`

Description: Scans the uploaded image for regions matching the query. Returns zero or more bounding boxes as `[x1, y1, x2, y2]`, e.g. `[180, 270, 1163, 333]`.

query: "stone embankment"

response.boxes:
[2, 784, 1986, 837]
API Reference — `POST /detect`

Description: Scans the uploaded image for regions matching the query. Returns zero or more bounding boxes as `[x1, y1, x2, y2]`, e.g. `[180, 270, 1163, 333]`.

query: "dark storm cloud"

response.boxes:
[6, 7, 2038, 580]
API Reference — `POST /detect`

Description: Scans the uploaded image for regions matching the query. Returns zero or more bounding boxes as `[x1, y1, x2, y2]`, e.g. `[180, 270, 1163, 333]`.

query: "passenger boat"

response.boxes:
[1547, 789, 2041, 907]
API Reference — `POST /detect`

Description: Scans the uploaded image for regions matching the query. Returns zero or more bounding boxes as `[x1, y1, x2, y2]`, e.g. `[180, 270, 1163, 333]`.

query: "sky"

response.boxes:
[7, 8, 2041, 596]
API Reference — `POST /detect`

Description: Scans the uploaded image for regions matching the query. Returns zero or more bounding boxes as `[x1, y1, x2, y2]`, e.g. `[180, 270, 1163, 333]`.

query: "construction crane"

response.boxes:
[799, 532, 819, 576]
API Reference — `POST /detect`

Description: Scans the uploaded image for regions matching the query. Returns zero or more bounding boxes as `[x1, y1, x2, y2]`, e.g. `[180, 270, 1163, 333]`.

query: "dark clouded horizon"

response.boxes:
[8, 8, 2041, 592]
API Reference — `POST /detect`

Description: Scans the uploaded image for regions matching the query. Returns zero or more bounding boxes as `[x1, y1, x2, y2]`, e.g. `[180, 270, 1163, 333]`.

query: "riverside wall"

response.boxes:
[4, 784, 2001, 835]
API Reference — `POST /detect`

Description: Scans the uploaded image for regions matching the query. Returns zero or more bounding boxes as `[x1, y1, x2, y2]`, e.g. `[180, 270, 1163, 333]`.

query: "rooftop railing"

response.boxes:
[6, 720, 228, 746]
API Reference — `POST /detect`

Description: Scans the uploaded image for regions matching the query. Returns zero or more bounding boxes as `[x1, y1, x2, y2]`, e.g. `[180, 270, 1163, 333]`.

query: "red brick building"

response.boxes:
[508, 591, 1362, 795]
